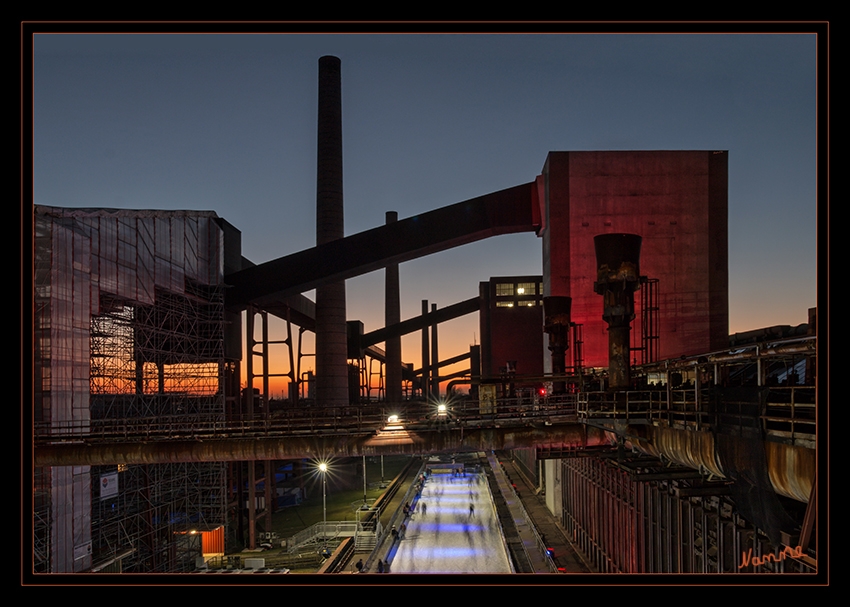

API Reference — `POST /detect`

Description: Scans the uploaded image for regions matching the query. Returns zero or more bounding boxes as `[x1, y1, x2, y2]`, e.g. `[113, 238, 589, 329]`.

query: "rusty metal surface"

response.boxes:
[764, 440, 816, 503]
[617, 424, 814, 503]
[543, 295, 572, 327]
[593, 233, 642, 285]
[646, 425, 725, 478]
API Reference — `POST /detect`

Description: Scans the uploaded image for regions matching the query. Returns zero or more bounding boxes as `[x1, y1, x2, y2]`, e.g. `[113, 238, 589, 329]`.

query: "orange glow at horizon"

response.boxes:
[240, 311, 480, 400]
[91, 361, 222, 396]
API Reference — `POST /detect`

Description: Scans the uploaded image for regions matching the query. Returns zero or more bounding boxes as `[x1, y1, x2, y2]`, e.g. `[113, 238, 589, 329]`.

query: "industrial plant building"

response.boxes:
[33, 207, 238, 572]
[30, 56, 818, 576]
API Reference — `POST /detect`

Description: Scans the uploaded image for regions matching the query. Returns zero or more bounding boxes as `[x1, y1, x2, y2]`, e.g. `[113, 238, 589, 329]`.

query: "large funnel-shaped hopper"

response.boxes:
[594, 233, 642, 291]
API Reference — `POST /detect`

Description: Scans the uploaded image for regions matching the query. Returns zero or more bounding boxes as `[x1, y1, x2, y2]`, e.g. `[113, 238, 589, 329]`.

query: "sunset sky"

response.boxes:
[30, 25, 823, 398]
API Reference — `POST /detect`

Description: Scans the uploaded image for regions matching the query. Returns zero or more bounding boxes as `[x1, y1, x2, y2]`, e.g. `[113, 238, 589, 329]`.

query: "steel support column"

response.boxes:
[385, 211, 402, 405]
[421, 300, 430, 401]
[431, 303, 439, 398]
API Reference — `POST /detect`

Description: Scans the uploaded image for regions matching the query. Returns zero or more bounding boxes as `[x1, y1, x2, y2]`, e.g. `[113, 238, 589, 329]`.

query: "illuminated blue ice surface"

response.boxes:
[388, 472, 513, 574]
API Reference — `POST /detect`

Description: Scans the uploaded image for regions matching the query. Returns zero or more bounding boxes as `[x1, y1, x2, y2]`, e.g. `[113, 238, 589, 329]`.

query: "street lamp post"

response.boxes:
[362, 454, 368, 508]
[380, 454, 386, 489]
[319, 462, 328, 554]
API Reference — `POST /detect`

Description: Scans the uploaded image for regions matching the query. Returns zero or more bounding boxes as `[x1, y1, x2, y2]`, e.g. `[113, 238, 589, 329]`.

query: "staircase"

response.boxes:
[286, 520, 379, 553]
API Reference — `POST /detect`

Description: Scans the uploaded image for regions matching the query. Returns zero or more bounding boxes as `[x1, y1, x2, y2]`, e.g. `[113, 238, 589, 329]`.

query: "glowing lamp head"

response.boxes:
[318, 462, 328, 473]
[388, 414, 399, 424]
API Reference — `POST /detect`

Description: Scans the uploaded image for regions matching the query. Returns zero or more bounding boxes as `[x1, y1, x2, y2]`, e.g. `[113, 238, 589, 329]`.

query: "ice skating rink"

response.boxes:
[388, 471, 513, 574]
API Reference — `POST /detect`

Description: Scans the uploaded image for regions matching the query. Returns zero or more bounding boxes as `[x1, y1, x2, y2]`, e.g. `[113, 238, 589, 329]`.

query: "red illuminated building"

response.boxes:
[538, 150, 729, 374]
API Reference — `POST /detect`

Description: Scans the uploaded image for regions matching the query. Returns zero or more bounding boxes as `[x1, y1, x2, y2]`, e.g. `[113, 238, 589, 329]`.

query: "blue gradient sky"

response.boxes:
[30, 27, 822, 393]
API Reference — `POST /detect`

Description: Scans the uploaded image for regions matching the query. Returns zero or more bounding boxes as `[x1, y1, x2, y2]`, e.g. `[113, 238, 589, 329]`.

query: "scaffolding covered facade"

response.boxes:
[33, 206, 230, 573]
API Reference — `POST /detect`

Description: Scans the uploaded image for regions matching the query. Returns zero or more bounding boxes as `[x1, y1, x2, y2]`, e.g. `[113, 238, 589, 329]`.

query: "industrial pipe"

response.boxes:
[543, 295, 572, 394]
[594, 234, 642, 391]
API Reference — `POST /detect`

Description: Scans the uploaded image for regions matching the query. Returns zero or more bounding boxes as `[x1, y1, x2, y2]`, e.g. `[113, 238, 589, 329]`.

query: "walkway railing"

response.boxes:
[577, 385, 816, 445]
[490, 455, 554, 573]
[34, 383, 816, 448]
[285, 520, 360, 553]
[32, 395, 581, 445]
[363, 460, 429, 572]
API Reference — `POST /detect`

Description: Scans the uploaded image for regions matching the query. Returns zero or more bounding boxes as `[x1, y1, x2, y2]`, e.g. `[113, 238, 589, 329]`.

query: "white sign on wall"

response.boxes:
[100, 472, 119, 500]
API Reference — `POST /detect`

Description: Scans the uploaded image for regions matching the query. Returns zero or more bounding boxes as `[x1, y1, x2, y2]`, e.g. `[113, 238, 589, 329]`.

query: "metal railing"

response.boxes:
[575, 385, 816, 441]
[33, 383, 816, 447]
[286, 520, 360, 553]
[363, 460, 429, 572]
[759, 386, 816, 447]
[507, 485, 558, 573]
[33, 395, 581, 445]
[33, 406, 386, 444]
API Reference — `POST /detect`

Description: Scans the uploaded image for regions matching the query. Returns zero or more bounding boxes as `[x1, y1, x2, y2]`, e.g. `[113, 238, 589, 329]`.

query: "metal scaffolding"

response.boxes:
[33, 206, 228, 574]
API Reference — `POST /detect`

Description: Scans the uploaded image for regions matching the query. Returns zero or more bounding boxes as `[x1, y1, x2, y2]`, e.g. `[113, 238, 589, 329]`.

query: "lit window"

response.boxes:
[496, 283, 514, 296]
[518, 282, 536, 295]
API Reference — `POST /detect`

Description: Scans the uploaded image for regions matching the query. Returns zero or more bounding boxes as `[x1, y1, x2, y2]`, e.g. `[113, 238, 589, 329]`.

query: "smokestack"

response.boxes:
[315, 56, 349, 408]
[593, 233, 642, 391]
[385, 211, 402, 405]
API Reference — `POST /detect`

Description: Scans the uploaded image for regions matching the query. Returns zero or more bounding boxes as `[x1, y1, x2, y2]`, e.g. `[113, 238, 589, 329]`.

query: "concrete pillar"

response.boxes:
[315, 55, 349, 408]
[385, 211, 402, 405]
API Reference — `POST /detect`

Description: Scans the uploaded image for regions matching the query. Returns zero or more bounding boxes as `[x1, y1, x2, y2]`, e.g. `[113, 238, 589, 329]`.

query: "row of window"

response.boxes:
[496, 300, 539, 308]
[494, 281, 542, 310]
[495, 282, 542, 297]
